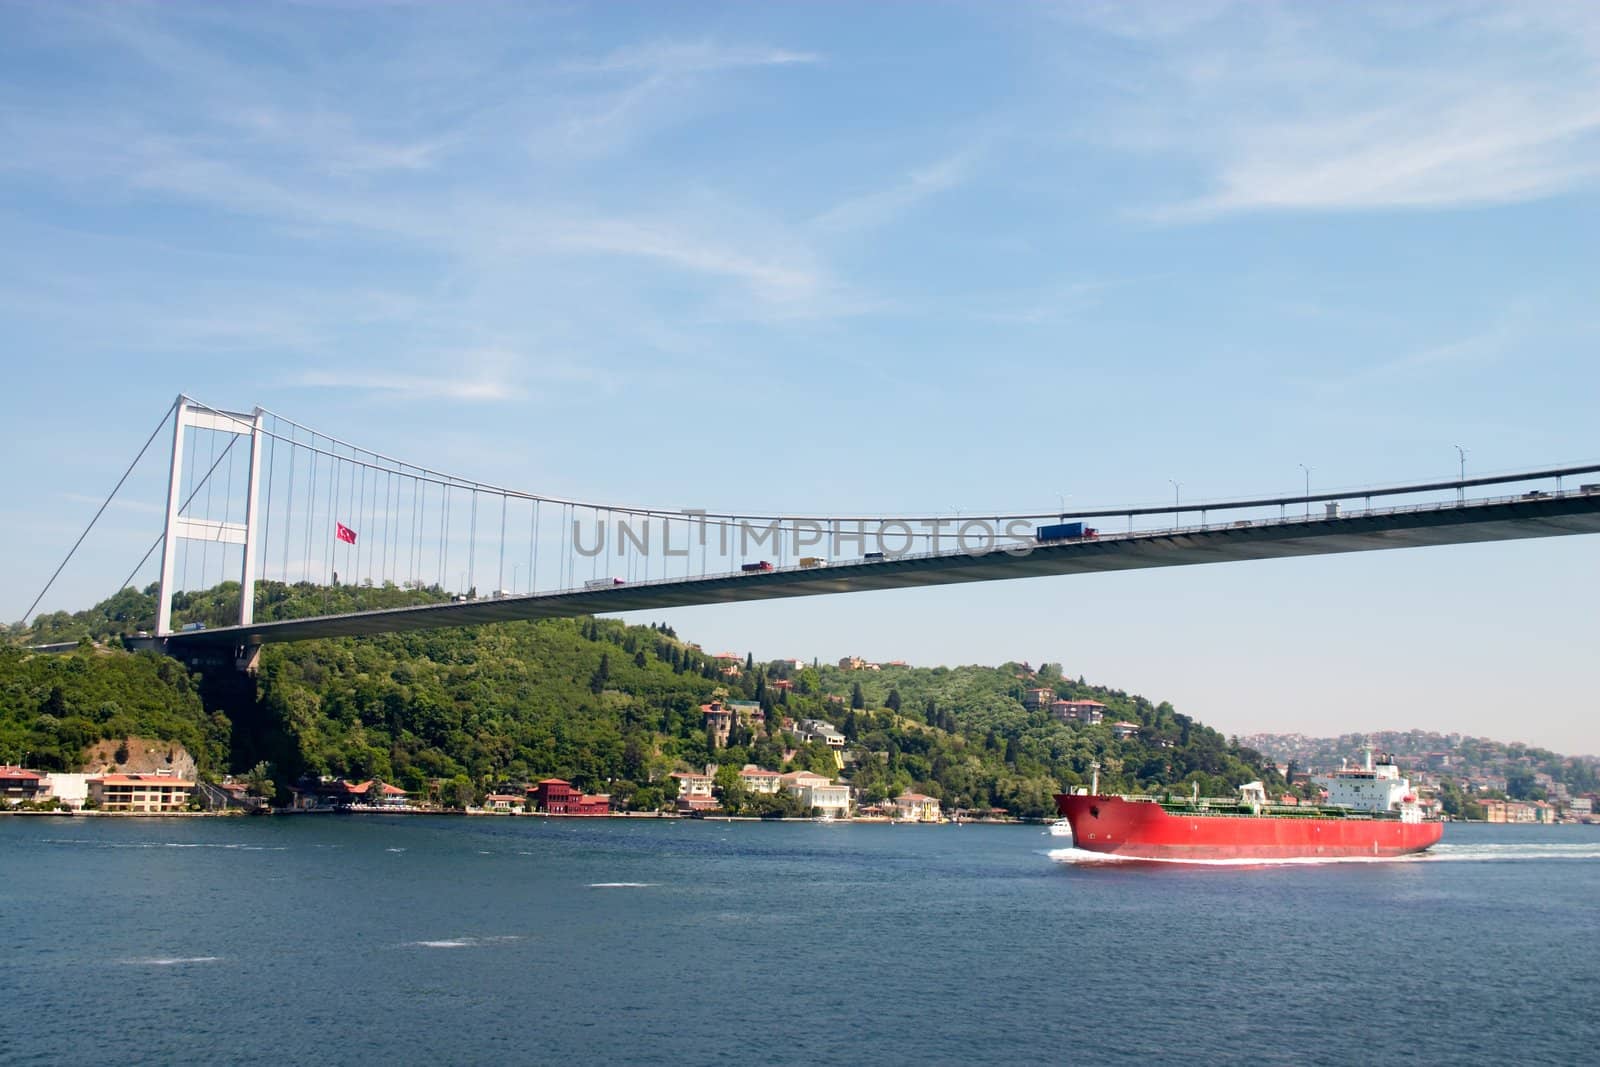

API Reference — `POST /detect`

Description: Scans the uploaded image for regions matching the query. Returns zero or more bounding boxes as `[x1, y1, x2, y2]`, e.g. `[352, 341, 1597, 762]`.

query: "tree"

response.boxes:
[886, 688, 902, 713]
[851, 682, 865, 710]
[244, 761, 277, 801]
[590, 653, 611, 695]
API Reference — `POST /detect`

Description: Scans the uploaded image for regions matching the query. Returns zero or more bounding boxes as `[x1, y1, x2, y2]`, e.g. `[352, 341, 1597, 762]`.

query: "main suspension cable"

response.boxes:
[23, 399, 178, 624]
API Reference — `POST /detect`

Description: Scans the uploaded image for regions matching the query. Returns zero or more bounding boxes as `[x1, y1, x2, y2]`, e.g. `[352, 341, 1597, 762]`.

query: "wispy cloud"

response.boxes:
[553, 216, 822, 303]
[286, 346, 617, 404]
[566, 41, 820, 76]
[1061, 3, 1600, 219]
[61, 493, 164, 516]
[812, 150, 977, 234]
[292, 369, 520, 403]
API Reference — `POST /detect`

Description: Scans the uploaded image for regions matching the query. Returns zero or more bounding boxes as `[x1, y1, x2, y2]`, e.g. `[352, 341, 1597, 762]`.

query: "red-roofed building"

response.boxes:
[88, 773, 194, 813]
[530, 778, 579, 814]
[347, 780, 411, 808]
[1052, 700, 1107, 725]
[1110, 721, 1142, 740]
[702, 702, 733, 748]
[572, 793, 612, 816]
[484, 793, 523, 812]
[0, 766, 44, 802]
[527, 779, 612, 816]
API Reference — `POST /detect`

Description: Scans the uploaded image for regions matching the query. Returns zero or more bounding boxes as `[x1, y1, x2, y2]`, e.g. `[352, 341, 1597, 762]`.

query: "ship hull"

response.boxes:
[1053, 795, 1443, 860]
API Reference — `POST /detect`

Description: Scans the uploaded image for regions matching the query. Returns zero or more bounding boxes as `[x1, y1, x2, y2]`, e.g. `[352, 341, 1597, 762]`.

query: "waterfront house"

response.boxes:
[484, 793, 522, 812]
[0, 766, 44, 803]
[669, 768, 718, 814]
[894, 792, 942, 823]
[347, 781, 410, 808]
[779, 770, 850, 818]
[530, 778, 579, 813]
[87, 773, 194, 813]
[39, 772, 89, 810]
[737, 765, 783, 794]
[573, 793, 612, 815]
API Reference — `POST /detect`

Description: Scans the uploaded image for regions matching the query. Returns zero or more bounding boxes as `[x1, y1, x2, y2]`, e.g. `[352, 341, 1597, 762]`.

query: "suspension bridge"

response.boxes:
[28, 394, 1600, 671]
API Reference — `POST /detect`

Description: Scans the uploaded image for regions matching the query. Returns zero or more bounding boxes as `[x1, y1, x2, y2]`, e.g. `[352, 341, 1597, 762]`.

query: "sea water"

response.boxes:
[2, 817, 1595, 1065]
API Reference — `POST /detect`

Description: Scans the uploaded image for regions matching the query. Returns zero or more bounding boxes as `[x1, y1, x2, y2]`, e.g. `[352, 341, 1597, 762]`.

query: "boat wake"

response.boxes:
[1045, 847, 1408, 867]
[1418, 842, 1600, 863]
[587, 882, 658, 888]
[118, 956, 222, 966]
[403, 935, 524, 949]
[1047, 841, 1600, 867]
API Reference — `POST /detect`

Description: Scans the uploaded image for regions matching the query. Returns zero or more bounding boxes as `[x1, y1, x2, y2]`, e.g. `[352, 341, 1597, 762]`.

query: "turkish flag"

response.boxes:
[336, 522, 357, 545]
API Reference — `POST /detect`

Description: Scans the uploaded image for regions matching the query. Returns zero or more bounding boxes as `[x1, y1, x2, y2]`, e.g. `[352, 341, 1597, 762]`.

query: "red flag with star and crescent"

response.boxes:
[335, 522, 357, 545]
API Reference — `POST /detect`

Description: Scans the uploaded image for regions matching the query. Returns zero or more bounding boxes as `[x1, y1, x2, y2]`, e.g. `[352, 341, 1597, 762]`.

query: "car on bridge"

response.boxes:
[740, 561, 774, 573]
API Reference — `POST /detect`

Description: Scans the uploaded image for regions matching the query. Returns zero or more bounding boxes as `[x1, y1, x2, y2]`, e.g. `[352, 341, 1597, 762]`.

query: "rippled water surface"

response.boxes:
[3, 817, 1596, 1065]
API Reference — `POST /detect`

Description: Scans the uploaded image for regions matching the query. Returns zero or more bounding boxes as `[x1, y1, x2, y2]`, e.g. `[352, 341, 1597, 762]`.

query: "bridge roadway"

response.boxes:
[165, 488, 1600, 653]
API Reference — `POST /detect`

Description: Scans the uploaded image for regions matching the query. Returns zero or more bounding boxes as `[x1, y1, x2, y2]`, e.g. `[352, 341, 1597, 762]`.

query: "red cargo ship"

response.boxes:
[1054, 752, 1443, 861]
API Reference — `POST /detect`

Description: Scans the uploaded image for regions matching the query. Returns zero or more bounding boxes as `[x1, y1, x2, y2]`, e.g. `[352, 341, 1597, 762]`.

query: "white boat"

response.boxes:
[1047, 818, 1073, 838]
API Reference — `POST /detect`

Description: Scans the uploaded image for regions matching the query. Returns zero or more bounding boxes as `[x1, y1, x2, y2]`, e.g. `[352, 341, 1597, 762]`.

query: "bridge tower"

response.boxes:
[155, 395, 266, 642]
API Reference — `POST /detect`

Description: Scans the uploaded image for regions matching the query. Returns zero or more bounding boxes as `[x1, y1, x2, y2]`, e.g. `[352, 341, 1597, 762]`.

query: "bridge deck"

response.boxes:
[168, 491, 1600, 649]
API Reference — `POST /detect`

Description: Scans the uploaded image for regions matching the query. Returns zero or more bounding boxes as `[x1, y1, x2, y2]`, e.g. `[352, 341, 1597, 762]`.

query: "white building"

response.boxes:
[670, 769, 715, 798]
[793, 782, 851, 819]
[795, 718, 846, 748]
[40, 772, 90, 810]
[737, 765, 783, 794]
[894, 792, 942, 822]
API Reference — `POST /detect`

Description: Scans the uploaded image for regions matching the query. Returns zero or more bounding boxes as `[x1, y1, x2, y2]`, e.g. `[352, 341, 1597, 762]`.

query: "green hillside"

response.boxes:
[0, 643, 227, 774]
[9, 582, 1280, 814]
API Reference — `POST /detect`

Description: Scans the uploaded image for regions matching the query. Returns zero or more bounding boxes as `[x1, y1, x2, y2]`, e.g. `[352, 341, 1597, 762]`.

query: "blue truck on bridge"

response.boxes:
[1036, 521, 1098, 542]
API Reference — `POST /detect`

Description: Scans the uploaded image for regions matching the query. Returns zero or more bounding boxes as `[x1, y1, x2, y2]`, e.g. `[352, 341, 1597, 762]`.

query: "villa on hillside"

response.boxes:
[794, 718, 846, 748]
[1052, 700, 1107, 725]
[702, 702, 733, 747]
[1022, 688, 1055, 710]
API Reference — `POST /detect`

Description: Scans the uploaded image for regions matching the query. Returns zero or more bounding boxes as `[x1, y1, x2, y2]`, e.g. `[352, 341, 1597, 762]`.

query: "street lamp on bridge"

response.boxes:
[1168, 480, 1181, 528]
[1298, 464, 1311, 518]
[1455, 445, 1468, 503]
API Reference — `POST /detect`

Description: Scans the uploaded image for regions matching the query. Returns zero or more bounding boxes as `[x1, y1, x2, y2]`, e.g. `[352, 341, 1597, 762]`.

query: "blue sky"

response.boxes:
[4, 2, 1600, 752]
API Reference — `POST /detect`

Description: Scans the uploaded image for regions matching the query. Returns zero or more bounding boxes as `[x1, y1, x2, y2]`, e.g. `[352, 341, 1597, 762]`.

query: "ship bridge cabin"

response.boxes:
[1311, 750, 1414, 813]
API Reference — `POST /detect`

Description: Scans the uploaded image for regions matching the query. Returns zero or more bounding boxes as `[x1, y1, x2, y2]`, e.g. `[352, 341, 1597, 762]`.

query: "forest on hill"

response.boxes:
[7, 581, 1281, 815]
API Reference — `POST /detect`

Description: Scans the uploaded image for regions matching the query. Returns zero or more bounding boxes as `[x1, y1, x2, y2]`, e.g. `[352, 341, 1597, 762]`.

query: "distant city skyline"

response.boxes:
[4, 2, 1599, 752]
